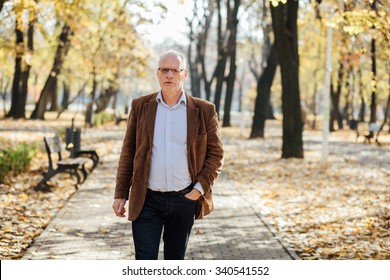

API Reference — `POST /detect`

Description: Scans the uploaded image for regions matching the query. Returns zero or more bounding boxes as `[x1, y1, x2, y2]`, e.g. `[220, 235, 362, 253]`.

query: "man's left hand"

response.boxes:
[184, 189, 202, 201]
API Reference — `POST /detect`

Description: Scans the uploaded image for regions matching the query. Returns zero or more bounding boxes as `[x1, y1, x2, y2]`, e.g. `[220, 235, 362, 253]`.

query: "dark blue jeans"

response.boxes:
[132, 189, 197, 260]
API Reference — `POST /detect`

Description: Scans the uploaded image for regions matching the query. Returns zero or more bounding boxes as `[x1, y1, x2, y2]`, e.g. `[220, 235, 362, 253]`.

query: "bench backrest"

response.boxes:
[44, 136, 63, 170]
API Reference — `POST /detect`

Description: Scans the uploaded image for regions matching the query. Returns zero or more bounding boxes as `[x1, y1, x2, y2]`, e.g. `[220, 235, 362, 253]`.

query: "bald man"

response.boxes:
[113, 50, 224, 260]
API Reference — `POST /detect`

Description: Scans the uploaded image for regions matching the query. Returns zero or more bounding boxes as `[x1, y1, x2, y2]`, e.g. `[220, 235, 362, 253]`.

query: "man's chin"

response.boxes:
[162, 86, 178, 92]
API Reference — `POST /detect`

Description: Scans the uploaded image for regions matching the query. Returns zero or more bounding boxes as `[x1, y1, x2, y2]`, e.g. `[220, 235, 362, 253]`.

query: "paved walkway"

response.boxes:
[22, 135, 297, 260]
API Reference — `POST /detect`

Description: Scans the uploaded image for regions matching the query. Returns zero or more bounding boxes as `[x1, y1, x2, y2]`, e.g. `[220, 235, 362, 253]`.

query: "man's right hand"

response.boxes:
[112, 198, 126, 217]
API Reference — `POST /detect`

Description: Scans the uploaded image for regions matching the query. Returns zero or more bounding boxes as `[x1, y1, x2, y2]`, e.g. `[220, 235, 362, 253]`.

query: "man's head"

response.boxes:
[157, 50, 188, 96]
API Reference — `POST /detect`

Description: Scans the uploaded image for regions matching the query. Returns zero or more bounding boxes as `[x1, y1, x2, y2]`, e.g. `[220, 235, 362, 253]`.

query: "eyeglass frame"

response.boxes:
[158, 67, 186, 74]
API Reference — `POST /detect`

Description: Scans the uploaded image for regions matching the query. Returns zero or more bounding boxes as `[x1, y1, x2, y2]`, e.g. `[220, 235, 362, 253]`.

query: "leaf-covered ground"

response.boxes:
[0, 115, 104, 259]
[0, 116, 389, 259]
[222, 123, 389, 260]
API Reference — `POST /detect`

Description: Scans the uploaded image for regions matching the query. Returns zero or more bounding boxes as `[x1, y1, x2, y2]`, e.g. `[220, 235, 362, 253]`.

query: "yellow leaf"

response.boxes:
[271, 0, 279, 7]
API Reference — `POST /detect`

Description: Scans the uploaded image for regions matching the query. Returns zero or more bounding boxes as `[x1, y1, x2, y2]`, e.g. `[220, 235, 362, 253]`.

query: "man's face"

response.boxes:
[157, 54, 187, 95]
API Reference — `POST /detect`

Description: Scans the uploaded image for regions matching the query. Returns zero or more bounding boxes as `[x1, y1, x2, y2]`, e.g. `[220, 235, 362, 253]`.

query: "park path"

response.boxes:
[22, 128, 297, 260]
[21, 122, 389, 260]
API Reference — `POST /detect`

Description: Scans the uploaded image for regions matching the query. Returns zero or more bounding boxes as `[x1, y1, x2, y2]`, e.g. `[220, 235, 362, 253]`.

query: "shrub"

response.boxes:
[93, 112, 115, 126]
[0, 150, 11, 182]
[0, 143, 36, 183]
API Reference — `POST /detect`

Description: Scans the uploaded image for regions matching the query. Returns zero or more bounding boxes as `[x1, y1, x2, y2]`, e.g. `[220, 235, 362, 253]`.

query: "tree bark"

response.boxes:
[222, 0, 240, 127]
[329, 61, 344, 131]
[49, 87, 60, 111]
[271, 0, 303, 158]
[57, 81, 87, 118]
[30, 24, 72, 119]
[6, 22, 23, 118]
[186, 1, 207, 99]
[95, 81, 118, 113]
[18, 15, 35, 118]
[193, 0, 214, 101]
[0, 77, 10, 116]
[250, 43, 278, 138]
[85, 72, 97, 127]
[0, 0, 7, 13]
[357, 68, 365, 122]
[213, 0, 228, 118]
[187, 40, 201, 98]
[369, 38, 377, 124]
[61, 82, 70, 110]
[7, 7, 35, 119]
[369, 0, 377, 124]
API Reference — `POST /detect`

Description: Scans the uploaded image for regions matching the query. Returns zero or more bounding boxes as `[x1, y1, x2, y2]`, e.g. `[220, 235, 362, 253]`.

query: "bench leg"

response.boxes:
[34, 170, 56, 191]
[91, 152, 99, 169]
[77, 151, 99, 170]
[57, 166, 82, 188]
[80, 165, 88, 183]
[70, 169, 82, 188]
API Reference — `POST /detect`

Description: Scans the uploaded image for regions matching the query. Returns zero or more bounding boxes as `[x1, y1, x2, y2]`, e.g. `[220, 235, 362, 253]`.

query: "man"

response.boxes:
[112, 50, 223, 260]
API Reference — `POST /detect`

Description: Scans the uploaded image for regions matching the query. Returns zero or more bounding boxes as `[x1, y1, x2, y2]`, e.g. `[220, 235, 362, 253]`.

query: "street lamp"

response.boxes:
[319, 1, 341, 162]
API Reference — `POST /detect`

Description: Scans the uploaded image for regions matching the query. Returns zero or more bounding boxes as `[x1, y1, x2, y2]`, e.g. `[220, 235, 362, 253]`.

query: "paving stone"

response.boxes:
[23, 131, 296, 260]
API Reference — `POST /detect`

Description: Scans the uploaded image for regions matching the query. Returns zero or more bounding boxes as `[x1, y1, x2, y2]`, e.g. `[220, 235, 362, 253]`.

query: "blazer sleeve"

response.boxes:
[196, 104, 224, 194]
[114, 99, 137, 199]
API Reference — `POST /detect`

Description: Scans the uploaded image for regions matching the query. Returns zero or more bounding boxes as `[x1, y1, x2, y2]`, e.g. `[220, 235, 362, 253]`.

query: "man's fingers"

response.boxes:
[113, 199, 126, 217]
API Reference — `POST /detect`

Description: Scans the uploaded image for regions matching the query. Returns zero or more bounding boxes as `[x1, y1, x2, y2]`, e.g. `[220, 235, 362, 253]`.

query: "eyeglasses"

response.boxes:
[158, 68, 185, 74]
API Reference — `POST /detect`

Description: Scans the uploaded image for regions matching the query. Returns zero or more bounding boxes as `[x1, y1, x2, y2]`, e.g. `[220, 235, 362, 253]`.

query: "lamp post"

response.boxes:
[321, 14, 332, 162]
[319, 2, 340, 162]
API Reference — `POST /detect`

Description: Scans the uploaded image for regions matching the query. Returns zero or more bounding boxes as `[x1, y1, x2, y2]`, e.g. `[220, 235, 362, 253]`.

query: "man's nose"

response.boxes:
[167, 70, 174, 77]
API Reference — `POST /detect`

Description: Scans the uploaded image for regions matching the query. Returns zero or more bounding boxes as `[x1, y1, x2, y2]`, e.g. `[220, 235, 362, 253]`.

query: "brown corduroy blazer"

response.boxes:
[114, 92, 224, 221]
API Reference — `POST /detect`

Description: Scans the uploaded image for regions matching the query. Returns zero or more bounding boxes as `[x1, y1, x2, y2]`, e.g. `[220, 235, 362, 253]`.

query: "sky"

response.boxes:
[138, 0, 193, 45]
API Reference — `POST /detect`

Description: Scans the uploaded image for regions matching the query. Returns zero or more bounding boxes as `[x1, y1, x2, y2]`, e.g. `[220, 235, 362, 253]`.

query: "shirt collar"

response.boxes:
[156, 91, 187, 107]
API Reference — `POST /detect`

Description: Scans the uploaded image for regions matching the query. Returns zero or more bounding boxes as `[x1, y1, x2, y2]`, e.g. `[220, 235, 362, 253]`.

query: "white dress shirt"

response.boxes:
[148, 91, 204, 194]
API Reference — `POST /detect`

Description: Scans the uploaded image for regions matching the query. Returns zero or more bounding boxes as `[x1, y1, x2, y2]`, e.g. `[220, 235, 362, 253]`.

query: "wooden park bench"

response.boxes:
[70, 143, 99, 170]
[355, 122, 381, 145]
[35, 135, 97, 191]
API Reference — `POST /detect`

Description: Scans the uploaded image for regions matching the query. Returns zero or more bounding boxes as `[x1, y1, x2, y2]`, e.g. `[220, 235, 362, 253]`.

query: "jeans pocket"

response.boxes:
[180, 194, 197, 203]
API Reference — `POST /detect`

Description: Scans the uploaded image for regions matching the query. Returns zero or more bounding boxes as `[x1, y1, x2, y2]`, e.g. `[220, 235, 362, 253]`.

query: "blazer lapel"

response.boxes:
[186, 94, 199, 148]
[144, 93, 158, 146]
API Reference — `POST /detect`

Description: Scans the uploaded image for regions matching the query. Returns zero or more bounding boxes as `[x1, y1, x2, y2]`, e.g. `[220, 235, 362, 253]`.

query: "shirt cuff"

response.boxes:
[193, 182, 204, 195]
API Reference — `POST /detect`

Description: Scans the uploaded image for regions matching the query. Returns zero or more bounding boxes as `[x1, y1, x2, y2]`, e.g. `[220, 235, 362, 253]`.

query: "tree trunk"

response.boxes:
[6, 22, 23, 118]
[369, 38, 377, 124]
[188, 44, 201, 98]
[57, 81, 87, 118]
[266, 101, 275, 119]
[357, 68, 365, 122]
[95, 85, 117, 113]
[85, 73, 97, 127]
[250, 43, 278, 138]
[0, 0, 7, 13]
[187, 13, 200, 98]
[95, 76, 119, 113]
[17, 15, 35, 118]
[0, 76, 10, 116]
[49, 87, 60, 111]
[222, 0, 240, 127]
[195, 0, 214, 101]
[369, 0, 377, 124]
[271, 0, 303, 158]
[329, 61, 344, 131]
[30, 24, 72, 120]
[61, 82, 70, 110]
[213, 0, 228, 118]
[379, 92, 389, 130]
